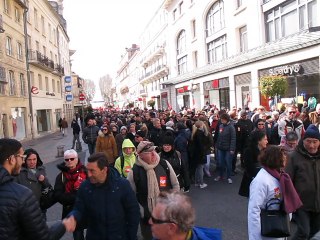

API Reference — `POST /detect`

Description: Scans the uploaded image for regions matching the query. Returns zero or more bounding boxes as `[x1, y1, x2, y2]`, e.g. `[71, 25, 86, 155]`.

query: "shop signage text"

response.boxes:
[269, 64, 301, 76]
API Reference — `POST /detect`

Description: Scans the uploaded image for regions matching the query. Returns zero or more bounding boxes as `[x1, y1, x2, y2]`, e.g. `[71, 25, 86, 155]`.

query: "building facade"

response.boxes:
[113, 0, 320, 112]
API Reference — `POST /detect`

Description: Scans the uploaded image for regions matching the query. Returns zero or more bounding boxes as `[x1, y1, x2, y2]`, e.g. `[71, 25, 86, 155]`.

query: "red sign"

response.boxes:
[79, 93, 85, 101]
[212, 80, 219, 88]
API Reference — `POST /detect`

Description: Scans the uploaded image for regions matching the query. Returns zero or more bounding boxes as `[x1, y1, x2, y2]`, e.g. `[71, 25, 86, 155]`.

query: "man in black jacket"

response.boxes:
[82, 117, 99, 155]
[71, 118, 82, 150]
[0, 138, 66, 240]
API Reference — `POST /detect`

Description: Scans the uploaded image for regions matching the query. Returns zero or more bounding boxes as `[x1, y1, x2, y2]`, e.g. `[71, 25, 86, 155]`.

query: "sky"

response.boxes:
[63, 0, 161, 85]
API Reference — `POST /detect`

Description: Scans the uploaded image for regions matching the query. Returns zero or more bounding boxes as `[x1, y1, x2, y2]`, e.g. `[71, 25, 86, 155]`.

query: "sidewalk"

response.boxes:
[21, 128, 88, 164]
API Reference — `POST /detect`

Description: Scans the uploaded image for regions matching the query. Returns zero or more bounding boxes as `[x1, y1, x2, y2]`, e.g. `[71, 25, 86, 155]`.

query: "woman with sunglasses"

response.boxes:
[95, 124, 118, 165]
[16, 148, 53, 217]
[54, 149, 87, 240]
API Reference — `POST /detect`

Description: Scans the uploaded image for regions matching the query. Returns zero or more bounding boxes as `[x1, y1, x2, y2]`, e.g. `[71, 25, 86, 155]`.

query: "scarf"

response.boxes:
[63, 163, 86, 193]
[264, 166, 303, 213]
[135, 154, 160, 213]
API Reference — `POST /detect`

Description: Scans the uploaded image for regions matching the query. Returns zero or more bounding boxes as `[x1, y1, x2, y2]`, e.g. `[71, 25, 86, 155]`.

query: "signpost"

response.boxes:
[79, 93, 85, 101]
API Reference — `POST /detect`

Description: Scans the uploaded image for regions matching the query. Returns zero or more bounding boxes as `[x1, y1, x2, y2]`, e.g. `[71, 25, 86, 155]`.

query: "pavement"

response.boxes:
[21, 128, 88, 165]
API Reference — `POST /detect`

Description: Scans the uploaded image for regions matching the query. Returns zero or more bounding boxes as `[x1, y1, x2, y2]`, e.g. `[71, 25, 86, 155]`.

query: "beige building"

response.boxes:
[0, 0, 73, 140]
[0, 0, 29, 140]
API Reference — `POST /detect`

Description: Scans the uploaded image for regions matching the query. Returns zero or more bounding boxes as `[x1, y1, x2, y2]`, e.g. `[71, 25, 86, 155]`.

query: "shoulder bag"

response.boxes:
[260, 198, 290, 238]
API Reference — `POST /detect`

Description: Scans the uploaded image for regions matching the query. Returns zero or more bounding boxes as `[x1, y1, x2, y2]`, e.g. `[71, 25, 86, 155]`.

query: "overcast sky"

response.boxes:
[63, 0, 161, 85]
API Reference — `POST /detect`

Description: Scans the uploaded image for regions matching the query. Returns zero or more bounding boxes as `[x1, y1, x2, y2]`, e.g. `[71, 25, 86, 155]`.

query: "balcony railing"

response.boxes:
[28, 49, 64, 75]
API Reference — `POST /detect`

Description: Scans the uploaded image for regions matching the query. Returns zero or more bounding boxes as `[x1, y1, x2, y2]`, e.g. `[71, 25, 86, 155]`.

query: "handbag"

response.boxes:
[260, 198, 290, 238]
[40, 184, 56, 210]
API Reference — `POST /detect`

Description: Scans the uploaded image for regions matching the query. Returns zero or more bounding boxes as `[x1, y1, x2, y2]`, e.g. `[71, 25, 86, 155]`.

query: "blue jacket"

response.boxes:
[70, 167, 140, 240]
[216, 122, 236, 152]
[153, 226, 222, 240]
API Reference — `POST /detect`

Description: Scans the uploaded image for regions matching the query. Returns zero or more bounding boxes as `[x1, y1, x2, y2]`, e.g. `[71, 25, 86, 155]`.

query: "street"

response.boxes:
[22, 129, 249, 240]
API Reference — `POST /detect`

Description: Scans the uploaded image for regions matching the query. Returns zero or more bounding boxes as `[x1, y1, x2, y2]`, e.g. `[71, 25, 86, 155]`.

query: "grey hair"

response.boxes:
[156, 191, 195, 233]
[64, 149, 78, 158]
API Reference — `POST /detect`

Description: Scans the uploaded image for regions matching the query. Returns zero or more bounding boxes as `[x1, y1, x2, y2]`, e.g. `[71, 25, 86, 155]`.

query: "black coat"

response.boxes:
[0, 167, 65, 240]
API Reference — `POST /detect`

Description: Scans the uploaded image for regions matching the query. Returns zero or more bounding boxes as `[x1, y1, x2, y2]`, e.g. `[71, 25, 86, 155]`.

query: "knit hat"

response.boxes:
[136, 130, 146, 138]
[0, 138, 22, 164]
[136, 141, 157, 154]
[120, 126, 127, 131]
[162, 135, 174, 146]
[303, 124, 320, 140]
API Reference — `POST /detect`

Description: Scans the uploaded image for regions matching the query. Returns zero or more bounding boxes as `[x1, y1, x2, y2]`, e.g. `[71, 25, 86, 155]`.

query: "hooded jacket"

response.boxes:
[0, 166, 65, 240]
[114, 139, 137, 177]
[285, 141, 320, 212]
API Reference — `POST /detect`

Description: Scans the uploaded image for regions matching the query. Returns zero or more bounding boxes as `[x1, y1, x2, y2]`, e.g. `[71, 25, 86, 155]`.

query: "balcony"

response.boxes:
[28, 50, 55, 72]
[53, 64, 65, 76]
[141, 45, 165, 67]
[140, 65, 169, 84]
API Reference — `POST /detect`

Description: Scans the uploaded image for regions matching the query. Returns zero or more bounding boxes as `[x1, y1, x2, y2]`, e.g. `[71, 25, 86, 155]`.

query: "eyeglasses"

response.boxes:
[64, 158, 76, 162]
[150, 215, 175, 225]
[289, 111, 296, 114]
[15, 154, 27, 161]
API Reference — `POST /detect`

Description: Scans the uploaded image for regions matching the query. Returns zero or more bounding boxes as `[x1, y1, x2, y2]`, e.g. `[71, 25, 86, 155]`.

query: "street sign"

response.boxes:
[79, 93, 85, 101]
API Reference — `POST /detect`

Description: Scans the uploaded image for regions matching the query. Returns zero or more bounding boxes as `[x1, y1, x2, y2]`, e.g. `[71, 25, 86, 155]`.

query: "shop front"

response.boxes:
[258, 58, 320, 111]
[11, 107, 26, 140]
[176, 86, 190, 110]
[203, 77, 230, 110]
[160, 92, 169, 110]
[36, 109, 52, 133]
[234, 73, 252, 109]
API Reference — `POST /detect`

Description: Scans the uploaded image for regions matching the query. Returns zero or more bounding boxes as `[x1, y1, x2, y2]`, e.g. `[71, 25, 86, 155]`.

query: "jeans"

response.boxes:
[217, 149, 233, 179]
[73, 229, 85, 240]
[292, 208, 320, 239]
[72, 134, 81, 149]
[204, 154, 211, 175]
[195, 163, 205, 185]
[87, 142, 96, 155]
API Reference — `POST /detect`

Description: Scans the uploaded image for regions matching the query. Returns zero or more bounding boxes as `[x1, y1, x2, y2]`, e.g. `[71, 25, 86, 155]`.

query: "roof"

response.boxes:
[163, 30, 320, 85]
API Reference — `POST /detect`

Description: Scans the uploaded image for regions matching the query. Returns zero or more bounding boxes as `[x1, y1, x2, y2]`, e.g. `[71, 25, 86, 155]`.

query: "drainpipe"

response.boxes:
[23, 7, 34, 139]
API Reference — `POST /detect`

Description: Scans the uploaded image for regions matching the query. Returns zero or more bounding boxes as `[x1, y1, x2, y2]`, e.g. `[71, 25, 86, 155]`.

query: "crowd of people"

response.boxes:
[1, 102, 320, 240]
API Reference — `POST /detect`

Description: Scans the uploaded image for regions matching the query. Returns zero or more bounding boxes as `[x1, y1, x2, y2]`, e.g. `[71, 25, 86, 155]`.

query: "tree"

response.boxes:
[259, 75, 288, 98]
[147, 99, 155, 110]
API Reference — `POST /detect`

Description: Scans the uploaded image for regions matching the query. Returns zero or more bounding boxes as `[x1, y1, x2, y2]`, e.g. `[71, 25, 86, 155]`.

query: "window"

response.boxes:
[179, 1, 184, 15]
[208, 35, 227, 63]
[0, 66, 6, 95]
[43, 46, 46, 56]
[239, 26, 248, 52]
[57, 80, 60, 93]
[177, 56, 187, 75]
[52, 79, 55, 92]
[41, 16, 45, 35]
[48, 23, 51, 41]
[15, 7, 21, 23]
[34, 8, 38, 29]
[20, 73, 26, 96]
[4, 0, 9, 14]
[30, 71, 34, 86]
[9, 71, 15, 95]
[177, 30, 186, 55]
[265, 0, 318, 42]
[206, 0, 225, 36]
[237, 0, 243, 8]
[193, 51, 198, 68]
[38, 74, 42, 90]
[191, 19, 196, 39]
[17, 42, 23, 60]
[26, 0, 30, 22]
[36, 41, 39, 51]
[173, 9, 177, 21]
[6, 37, 12, 56]
[45, 77, 49, 91]
[53, 29, 56, 44]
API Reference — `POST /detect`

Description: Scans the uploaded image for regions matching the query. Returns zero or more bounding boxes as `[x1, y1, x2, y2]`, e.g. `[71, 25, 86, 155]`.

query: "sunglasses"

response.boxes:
[64, 158, 76, 162]
[150, 215, 175, 225]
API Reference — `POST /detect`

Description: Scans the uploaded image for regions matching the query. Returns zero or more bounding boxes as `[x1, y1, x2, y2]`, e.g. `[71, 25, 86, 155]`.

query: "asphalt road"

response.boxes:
[22, 130, 249, 239]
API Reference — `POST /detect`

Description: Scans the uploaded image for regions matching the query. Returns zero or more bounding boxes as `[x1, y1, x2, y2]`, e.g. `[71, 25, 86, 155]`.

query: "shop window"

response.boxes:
[206, 0, 225, 37]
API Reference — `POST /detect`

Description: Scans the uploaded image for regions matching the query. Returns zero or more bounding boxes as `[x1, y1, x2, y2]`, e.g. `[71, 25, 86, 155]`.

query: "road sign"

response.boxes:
[79, 93, 85, 101]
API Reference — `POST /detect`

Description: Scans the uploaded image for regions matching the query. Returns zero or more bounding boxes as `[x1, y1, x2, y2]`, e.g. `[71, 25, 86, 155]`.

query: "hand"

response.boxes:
[63, 216, 77, 232]
[38, 175, 45, 182]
